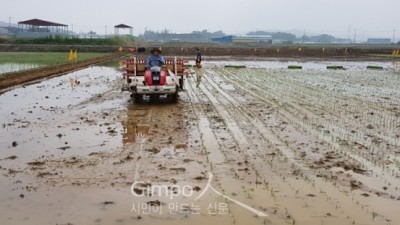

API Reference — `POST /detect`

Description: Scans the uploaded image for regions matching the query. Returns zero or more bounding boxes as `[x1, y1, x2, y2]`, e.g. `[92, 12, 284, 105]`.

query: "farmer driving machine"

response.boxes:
[123, 47, 187, 103]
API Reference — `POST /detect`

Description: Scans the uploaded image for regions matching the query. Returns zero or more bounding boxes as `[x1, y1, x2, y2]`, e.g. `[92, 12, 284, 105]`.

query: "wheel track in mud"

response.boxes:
[217, 68, 400, 192]
[186, 71, 252, 224]
[197, 68, 399, 224]
[187, 69, 388, 225]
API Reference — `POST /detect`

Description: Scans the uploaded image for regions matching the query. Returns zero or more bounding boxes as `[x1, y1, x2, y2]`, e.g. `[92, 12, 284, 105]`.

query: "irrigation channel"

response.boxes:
[0, 59, 399, 225]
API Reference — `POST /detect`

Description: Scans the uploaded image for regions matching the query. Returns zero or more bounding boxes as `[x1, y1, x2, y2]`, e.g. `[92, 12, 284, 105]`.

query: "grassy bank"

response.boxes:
[0, 52, 107, 66]
[0, 36, 132, 45]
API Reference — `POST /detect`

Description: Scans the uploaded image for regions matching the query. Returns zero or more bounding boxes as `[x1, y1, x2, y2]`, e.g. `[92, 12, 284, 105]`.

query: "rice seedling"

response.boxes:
[288, 65, 302, 69]
[225, 65, 246, 69]
[366, 65, 384, 70]
[327, 66, 345, 70]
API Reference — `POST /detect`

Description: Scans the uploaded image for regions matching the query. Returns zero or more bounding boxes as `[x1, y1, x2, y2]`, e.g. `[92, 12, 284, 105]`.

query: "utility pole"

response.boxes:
[105, 25, 107, 37]
[347, 25, 351, 43]
[393, 29, 396, 44]
[302, 28, 306, 44]
[353, 28, 357, 43]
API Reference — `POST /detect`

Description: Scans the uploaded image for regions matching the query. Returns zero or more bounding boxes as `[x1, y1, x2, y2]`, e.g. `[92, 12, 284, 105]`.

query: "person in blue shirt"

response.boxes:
[195, 48, 202, 68]
[146, 48, 165, 69]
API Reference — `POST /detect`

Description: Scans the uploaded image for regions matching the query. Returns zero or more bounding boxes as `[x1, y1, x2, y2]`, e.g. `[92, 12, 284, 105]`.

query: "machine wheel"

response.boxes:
[132, 94, 142, 103]
[171, 87, 179, 102]
[150, 95, 160, 102]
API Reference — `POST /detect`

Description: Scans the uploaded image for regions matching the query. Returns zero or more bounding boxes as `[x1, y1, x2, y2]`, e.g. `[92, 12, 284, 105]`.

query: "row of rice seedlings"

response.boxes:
[224, 65, 246, 69]
[234, 68, 400, 182]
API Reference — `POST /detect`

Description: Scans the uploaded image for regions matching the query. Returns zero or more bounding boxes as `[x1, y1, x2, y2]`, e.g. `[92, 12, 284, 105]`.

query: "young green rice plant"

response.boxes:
[224, 65, 246, 69]
[288, 65, 302, 70]
[366, 65, 384, 70]
[327, 66, 345, 70]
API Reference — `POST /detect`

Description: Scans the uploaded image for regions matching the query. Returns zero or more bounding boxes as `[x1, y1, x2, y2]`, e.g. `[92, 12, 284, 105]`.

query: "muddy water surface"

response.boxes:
[1, 60, 400, 225]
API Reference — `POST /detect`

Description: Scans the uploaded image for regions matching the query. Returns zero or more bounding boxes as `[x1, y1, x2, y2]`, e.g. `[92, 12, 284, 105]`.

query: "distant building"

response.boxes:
[155, 33, 211, 43]
[141, 30, 225, 43]
[17, 18, 68, 38]
[211, 35, 234, 43]
[114, 24, 133, 36]
[0, 28, 8, 36]
[233, 35, 272, 43]
[366, 38, 391, 44]
[211, 35, 272, 44]
[0, 26, 22, 36]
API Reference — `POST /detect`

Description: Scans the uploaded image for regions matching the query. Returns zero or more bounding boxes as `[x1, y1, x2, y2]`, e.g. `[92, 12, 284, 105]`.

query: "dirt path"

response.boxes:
[0, 61, 399, 225]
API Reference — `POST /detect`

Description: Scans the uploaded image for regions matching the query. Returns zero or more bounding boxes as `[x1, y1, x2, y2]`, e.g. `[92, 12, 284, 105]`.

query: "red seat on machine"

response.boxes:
[144, 68, 167, 86]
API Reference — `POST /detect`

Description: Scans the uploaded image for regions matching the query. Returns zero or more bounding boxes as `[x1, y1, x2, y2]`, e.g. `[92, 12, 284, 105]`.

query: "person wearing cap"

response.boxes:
[146, 48, 165, 69]
[195, 48, 202, 68]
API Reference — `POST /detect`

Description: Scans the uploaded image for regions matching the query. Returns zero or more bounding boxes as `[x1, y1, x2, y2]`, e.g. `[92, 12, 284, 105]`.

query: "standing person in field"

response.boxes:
[146, 47, 165, 69]
[195, 48, 202, 68]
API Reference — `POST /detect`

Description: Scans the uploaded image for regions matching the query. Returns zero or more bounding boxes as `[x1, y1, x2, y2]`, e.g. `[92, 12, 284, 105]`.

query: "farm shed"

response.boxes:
[17, 18, 68, 38]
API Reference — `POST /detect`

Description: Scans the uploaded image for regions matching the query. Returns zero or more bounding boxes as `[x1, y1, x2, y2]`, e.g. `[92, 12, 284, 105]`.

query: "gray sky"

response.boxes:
[1, 0, 399, 40]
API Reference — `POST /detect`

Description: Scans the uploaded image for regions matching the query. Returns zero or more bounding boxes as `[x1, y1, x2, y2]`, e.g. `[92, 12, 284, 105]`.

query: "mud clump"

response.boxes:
[102, 201, 115, 206]
[146, 147, 160, 154]
[37, 172, 56, 178]
[361, 193, 370, 197]
[4, 155, 17, 160]
[350, 179, 363, 189]
[57, 146, 70, 151]
[333, 161, 366, 174]
[170, 167, 186, 172]
[27, 161, 46, 166]
[175, 144, 187, 149]
[11, 141, 18, 147]
[147, 200, 162, 206]
[193, 186, 201, 192]
[194, 175, 207, 180]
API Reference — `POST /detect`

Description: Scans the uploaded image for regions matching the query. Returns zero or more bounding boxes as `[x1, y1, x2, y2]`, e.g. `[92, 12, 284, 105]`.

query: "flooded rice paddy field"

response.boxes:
[0, 60, 399, 225]
[0, 63, 43, 75]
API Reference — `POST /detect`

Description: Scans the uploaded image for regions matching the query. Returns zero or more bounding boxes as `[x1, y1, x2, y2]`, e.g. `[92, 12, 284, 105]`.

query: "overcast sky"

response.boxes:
[1, 0, 399, 40]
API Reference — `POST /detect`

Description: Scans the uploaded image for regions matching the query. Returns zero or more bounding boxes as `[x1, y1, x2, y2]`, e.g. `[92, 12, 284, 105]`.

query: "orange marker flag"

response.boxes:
[298, 47, 302, 52]
[68, 49, 74, 62]
[322, 47, 325, 53]
[396, 49, 400, 55]
[392, 50, 397, 55]
[276, 48, 280, 53]
[118, 47, 123, 52]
